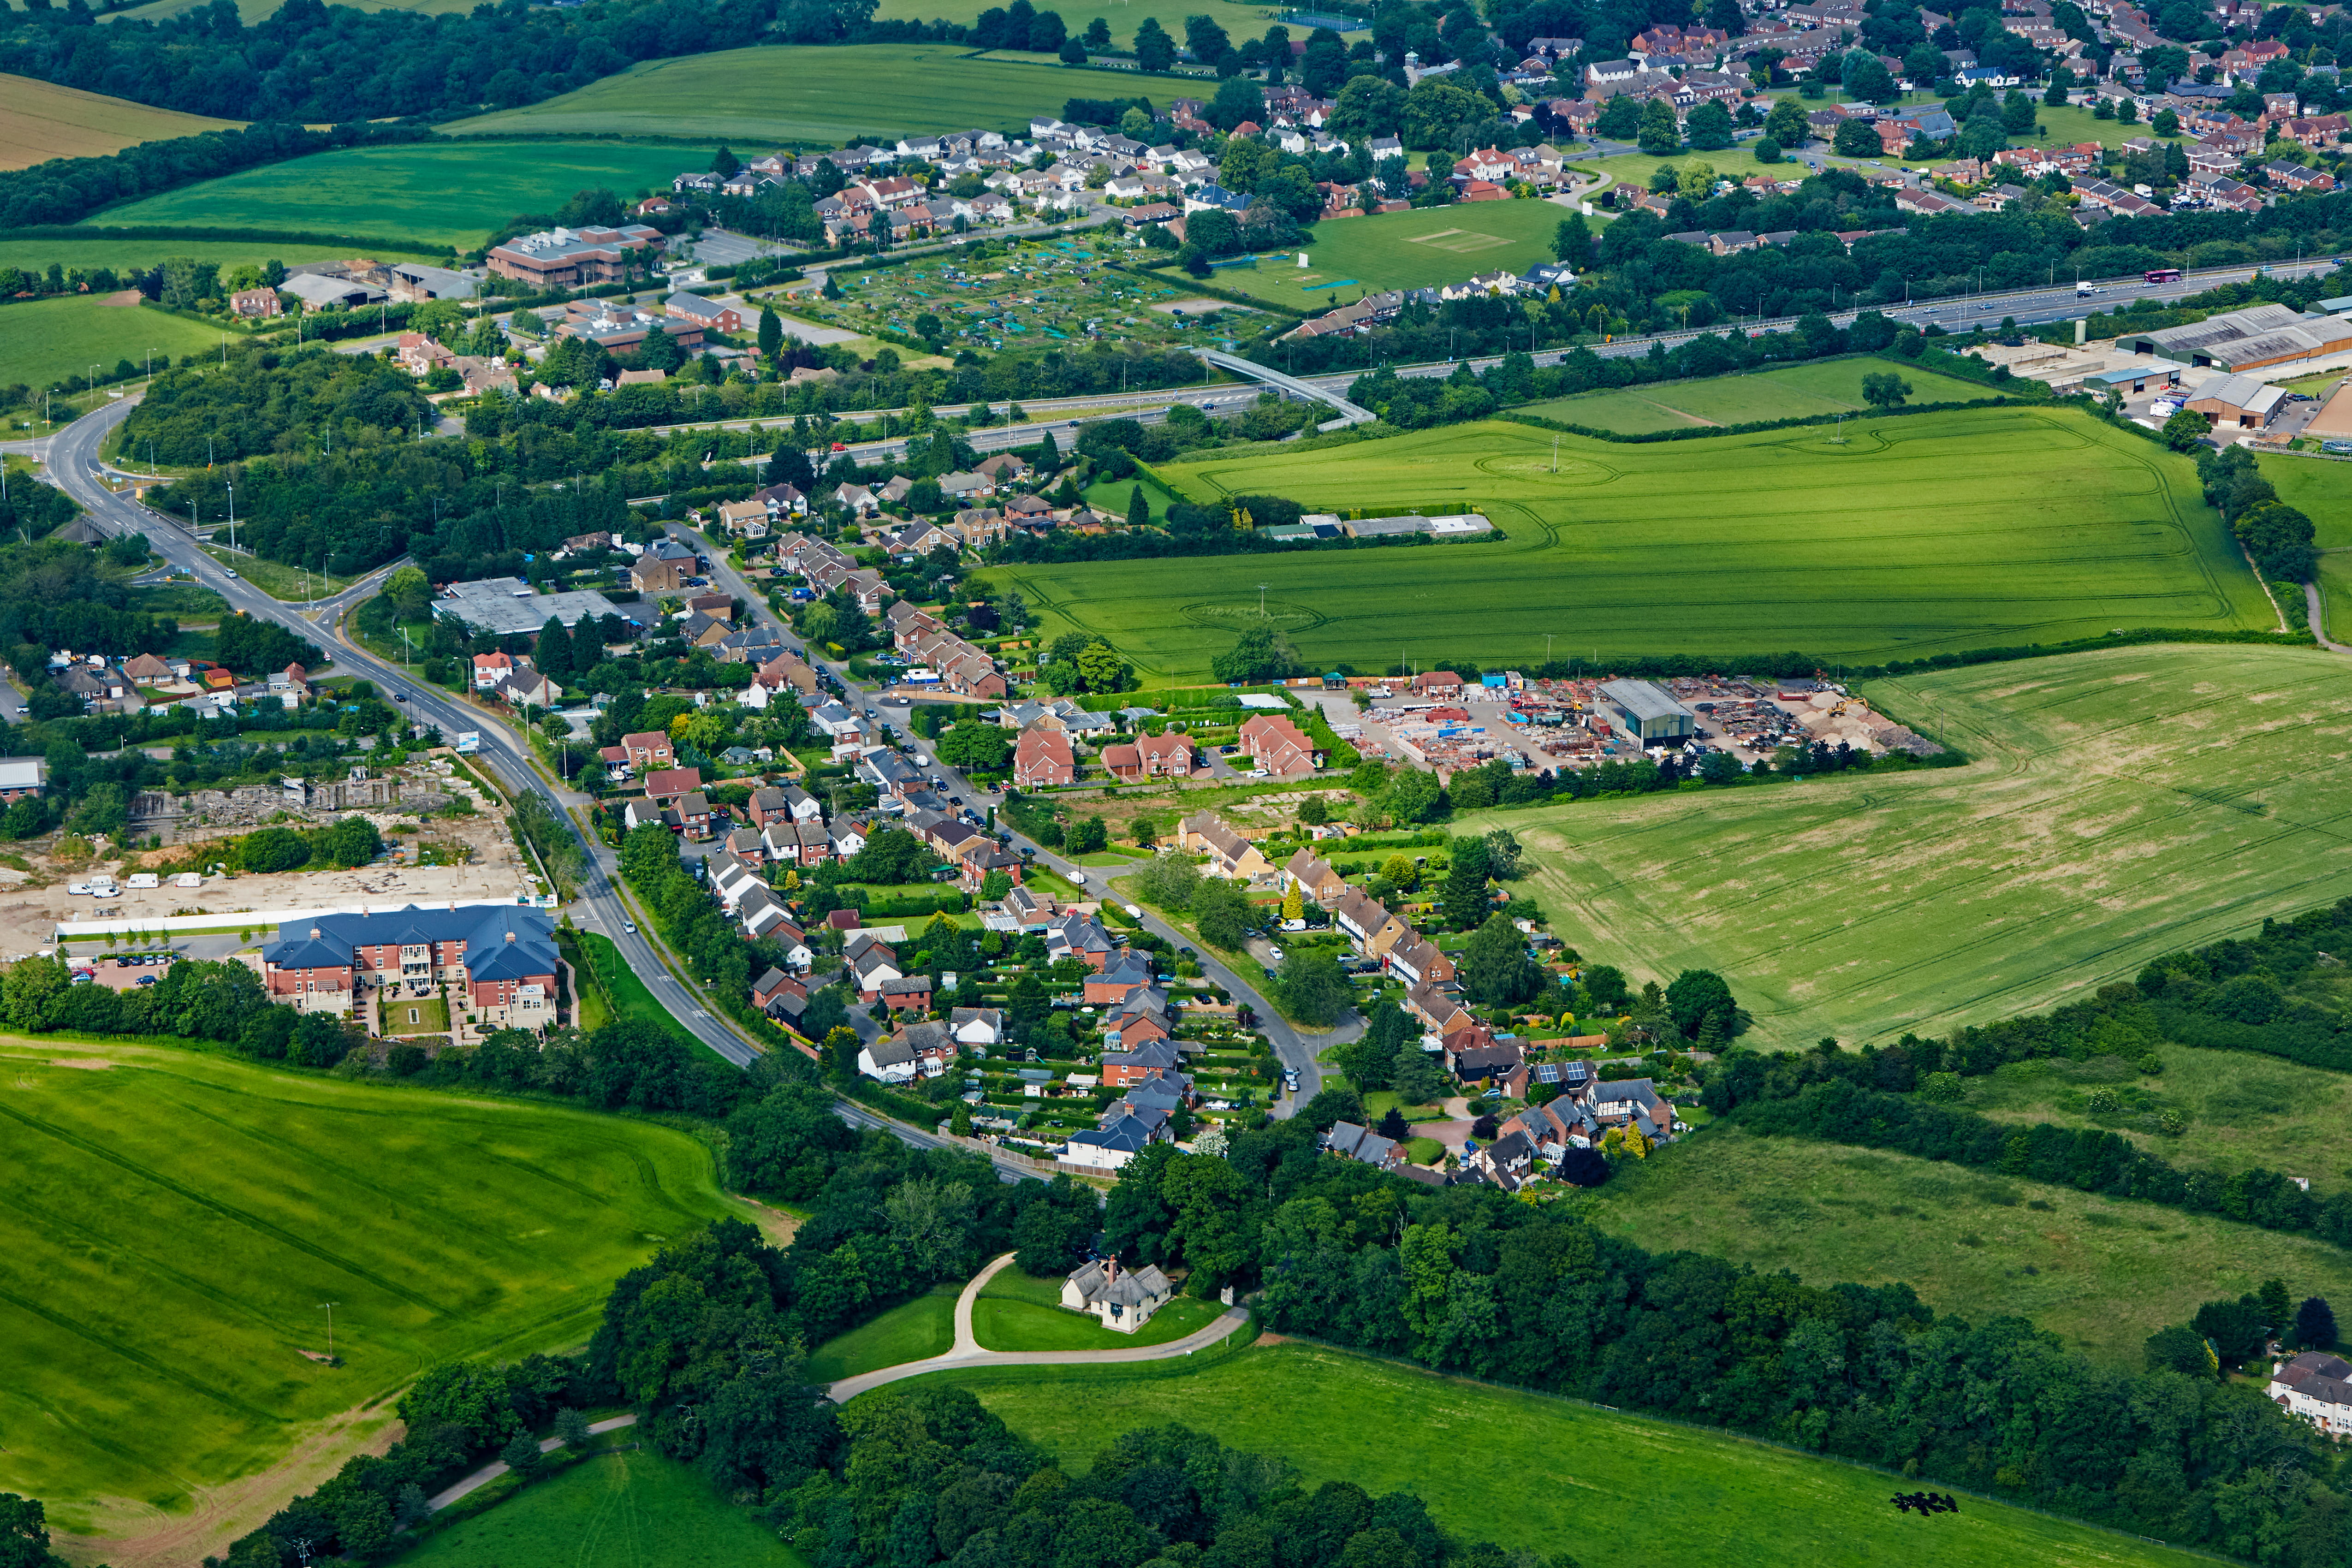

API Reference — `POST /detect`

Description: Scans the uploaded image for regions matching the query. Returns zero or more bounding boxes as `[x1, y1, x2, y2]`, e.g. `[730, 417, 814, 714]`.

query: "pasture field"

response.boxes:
[0, 74, 241, 169]
[971, 1265, 1225, 1350]
[872, 0, 1331, 48]
[0, 238, 439, 282]
[1482, 643, 2352, 1048]
[1583, 1125, 2352, 1367]
[0, 292, 227, 391]
[102, 0, 475, 20]
[82, 140, 709, 250]
[395, 1447, 802, 1568]
[0, 1039, 745, 1544]
[2257, 452, 2352, 547]
[447, 46, 1092, 146]
[921, 1342, 2214, 1568]
[805, 1283, 959, 1383]
[1520, 356, 1993, 432]
[986, 405, 2271, 676]
[1197, 198, 1571, 308]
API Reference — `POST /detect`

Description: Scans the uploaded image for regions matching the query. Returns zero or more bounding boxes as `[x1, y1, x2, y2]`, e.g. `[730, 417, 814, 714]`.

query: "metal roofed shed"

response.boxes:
[1598, 678, 1697, 745]
[437, 577, 626, 637]
[2186, 372, 2288, 428]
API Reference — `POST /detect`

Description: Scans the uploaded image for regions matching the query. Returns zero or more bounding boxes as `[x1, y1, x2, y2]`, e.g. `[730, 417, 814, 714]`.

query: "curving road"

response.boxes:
[823, 1251, 1252, 1403]
[424, 1414, 641, 1512]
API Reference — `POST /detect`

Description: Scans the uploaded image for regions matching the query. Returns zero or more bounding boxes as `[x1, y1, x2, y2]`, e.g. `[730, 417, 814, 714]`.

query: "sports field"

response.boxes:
[923, 1342, 2212, 1568]
[81, 139, 708, 250]
[986, 404, 2271, 676]
[0, 292, 227, 391]
[448, 46, 1093, 146]
[1484, 643, 2352, 1048]
[1585, 1125, 2352, 1368]
[0, 1039, 744, 1548]
[396, 1448, 800, 1568]
[0, 74, 241, 169]
[1200, 198, 1574, 308]
[1520, 357, 1995, 432]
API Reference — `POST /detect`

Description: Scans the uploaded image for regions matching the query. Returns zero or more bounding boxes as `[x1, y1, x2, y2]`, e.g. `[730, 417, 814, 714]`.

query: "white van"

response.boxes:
[1068, 869, 1087, 885]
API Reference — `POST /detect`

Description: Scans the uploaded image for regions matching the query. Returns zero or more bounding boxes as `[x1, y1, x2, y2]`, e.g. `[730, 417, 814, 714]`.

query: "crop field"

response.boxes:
[986, 406, 2272, 677]
[397, 1447, 802, 1568]
[1481, 643, 2352, 1048]
[873, 0, 1325, 48]
[0, 74, 241, 169]
[0, 1039, 745, 1547]
[809, 236, 1255, 356]
[447, 46, 1094, 146]
[0, 237, 438, 283]
[1195, 198, 1572, 309]
[1585, 1125, 2352, 1367]
[0, 293, 228, 391]
[81, 139, 711, 250]
[1520, 356, 1995, 432]
[921, 1342, 2213, 1568]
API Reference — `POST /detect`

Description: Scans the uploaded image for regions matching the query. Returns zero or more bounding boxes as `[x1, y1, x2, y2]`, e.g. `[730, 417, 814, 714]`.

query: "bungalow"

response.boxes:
[1059, 1258, 1174, 1329]
[1324, 1120, 1405, 1170]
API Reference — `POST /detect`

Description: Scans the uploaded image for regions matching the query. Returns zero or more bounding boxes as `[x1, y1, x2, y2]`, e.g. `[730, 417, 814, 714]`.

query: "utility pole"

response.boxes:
[227, 483, 235, 552]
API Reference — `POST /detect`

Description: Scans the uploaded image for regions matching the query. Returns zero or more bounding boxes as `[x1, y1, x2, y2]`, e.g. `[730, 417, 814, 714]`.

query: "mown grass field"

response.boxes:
[1583, 1125, 2352, 1367]
[395, 1447, 802, 1568]
[972, 1265, 1225, 1350]
[0, 237, 437, 283]
[82, 139, 710, 250]
[806, 1283, 959, 1383]
[2259, 452, 2352, 548]
[447, 47, 1094, 146]
[1197, 199, 1571, 309]
[1520, 356, 1992, 432]
[0, 1039, 745, 1542]
[987, 405, 2271, 677]
[921, 1341, 2214, 1568]
[0, 292, 228, 391]
[1484, 643, 2352, 1048]
[0, 74, 241, 168]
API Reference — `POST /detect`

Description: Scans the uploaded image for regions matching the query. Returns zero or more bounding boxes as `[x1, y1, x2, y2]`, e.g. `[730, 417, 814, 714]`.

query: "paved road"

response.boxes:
[823, 1251, 1251, 1402]
[425, 1414, 641, 1511]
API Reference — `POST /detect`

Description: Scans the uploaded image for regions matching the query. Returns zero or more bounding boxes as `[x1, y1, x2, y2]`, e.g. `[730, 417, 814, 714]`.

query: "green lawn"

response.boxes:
[385, 995, 451, 1035]
[924, 1342, 2214, 1568]
[2320, 553, 2352, 646]
[806, 1283, 959, 1383]
[1520, 357, 1996, 432]
[1513, 386, 1701, 432]
[201, 545, 367, 602]
[0, 292, 229, 392]
[1195, 199, 1574, 309]
[971, 1265, 1226, 1350]
[1583, 1124, 2352, 1369]
[1485, 643, 2352, 1048]
[393, 1446, 803, 1568]
[0, 1039, 749, 1539]
[447, 47, 1101, 146]
[85, 139, 716, 251]
[983, 406, 2271, 678]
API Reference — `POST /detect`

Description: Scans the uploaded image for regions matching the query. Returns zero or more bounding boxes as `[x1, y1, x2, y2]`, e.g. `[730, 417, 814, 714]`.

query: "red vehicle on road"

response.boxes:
[2144, 267, 2183, 284]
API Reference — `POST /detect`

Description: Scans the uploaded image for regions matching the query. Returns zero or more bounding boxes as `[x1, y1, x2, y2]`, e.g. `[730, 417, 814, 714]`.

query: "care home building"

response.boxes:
[259, 903, 560, 1028]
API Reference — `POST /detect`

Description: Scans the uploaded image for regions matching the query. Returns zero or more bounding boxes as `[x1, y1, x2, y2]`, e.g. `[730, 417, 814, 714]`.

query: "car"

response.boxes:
[831, 441, 848, 451]
[1068, 869, 1087, 885]
[114, 956, 130, 968]
[948, 794, 963, 806]
[1267, 945, 1285, 962]
[137, 975, 157, 986]
[394, 693, 408, 702]
[223, 569, 238, 578]
[623, 921, 637, 934]
[66, 883, 90, 896]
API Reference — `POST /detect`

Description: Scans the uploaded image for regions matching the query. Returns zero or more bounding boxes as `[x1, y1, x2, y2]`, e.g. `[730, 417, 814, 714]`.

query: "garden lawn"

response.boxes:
[805, 1283, 959, 1383]
[1484, 643, 2352, 1049]
[1581, 1124, 2352, 1369]
[0, 293, 228, 392]
[971, 1266, 1225, 1350]
[393, 1446, 802, 1568]
[0, 1039, 749, 1544]
[446, 47, 1093, 145]
[984, 406, 2271, 677]
[0, 73, 241, 168]
[383, 995, 450, 1034]
[923, 1341, 2214, 1568]
[83, 140, 714, 250]
[1196, 198, 1572, 309]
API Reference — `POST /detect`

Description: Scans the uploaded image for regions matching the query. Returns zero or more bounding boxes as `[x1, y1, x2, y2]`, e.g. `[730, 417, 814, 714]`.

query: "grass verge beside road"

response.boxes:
[199, 545, 366, 602]
[805, 1283, 960, 1383]
[390, 1446, 801, 1568]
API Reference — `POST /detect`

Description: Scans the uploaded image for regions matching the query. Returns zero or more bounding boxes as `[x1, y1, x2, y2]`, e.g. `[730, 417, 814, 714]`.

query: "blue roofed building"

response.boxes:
[261, 902, 561, 1031]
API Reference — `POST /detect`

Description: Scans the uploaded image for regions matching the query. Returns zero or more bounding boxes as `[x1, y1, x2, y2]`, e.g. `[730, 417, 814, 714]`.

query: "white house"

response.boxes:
[2272, 1352, 2352, 1435]
[1060, 1257, 1174, 1332]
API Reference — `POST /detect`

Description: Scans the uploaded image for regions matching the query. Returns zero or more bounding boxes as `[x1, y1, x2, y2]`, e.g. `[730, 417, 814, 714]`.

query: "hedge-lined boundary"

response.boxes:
[1499, 393, 2033, 444]
[1, 222, 450, 252]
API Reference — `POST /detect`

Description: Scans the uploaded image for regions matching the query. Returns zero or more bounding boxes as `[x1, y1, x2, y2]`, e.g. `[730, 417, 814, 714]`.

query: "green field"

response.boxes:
[448, 47, 1100, 146]
[1199, 198, 1574, 309]
[0, 72, 242, 169]
[394, 1447, 802, 1568]
[83, 139, 713, 250]
[0, 292, 230, 391]
[2258, 452, 2352, 548]
[0, 238, 438, 283]
[873, 0, 1332, 48]
[0, 1039, 746, 1543]
[971, 1265, 1226, 1350]
[986, 405, 2271, 677]
[1484, 643, 2352, 1049]
[1583, 1124, 2352, 1368]
[805, 1283, 959, 1383]
[923, 1342, 2212, 1568]
[1521, 357, 1994, 432]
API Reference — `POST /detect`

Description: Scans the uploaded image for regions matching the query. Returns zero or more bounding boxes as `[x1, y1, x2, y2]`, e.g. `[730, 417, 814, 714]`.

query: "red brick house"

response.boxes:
[1014, 727, 1076, 787]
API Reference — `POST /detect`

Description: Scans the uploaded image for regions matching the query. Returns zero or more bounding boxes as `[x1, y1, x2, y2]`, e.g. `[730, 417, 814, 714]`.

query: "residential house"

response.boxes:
[1084, 952, 1155, 1005]
[643, 766, 703, 805]
[1283, 847, 1347, 907]
[631, 541, 698, 594]
[2271, 1352, 2352, 1437]
[1013, 727, 1077, 786]
[1388, 931, 1457, 989]
[621, 730, 674, 772]
[1237, 713, 1319, 778]
[1178, 813, 1276, 880]
[1045, 912, 1119, 971]
[1325, 1120, 1406, 1169]
[875, 974, 934, 1013]
[1333, 889, 1410, 957]
[948, 1006, 1004, 1048]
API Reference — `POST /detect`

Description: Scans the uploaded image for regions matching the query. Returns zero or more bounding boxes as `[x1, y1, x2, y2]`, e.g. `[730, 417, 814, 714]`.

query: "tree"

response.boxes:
[2236, 501, 2317, 581]
[1392, 1049, 1448, 1106]
[1277, 948, 1349, 1027]
[1299, 1083, 1362, 1129]
[1553, 214, 1592, 266]
[1483, 828, 1522, 879]
[1461, 911, 1538, 1005]
[1298, 795, 1328, 826]
[2259, 1278, 2293, 1334]
[1636, 97, 1681, 155]
[1212, 625, 1304, 683]
[938, 719, 1012, 772]
[2161, 407, 2212, 452]
[1685, 100, 1734, 150]
[1075, 639, 1127, 693]
[2151, 107, 2180, 136]
[1754, 135, 1782, 163]
[555, 1407, 591, 1447]
[500, 1431, 544, 1482]
[1665, 969, 1736, 1039]
[824, 1024, 861, 1080]
[1833, 118, 1882, 157]
[757, 305, 783, 363]
[1126, 484, 1151, 528]
[1860, 372, 1912, 409]
[1190, 876, 1253, 949]
[712, 145, 741, 177]
[2193, 1295, 2269, 1363]
[1764, 96, 1810, 146]
[1841, 49, 1895, 103]
[2298, 1296, 2337, 1350]
[1134, 16, 1175, 70]
[1281, 882, 1304, 922]
[1331, 75, 1406, 141]
[1439, 836, 1491, 930]
[535, 615, 574, 683]
[1595, 93, 1643, 140]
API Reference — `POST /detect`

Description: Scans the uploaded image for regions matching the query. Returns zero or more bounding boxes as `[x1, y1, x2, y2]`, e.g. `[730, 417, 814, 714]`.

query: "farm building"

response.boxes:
[2122, 303, 2352, 372]
[2186, 372, 2288, 428]
[1598, 679, 1697, 745]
